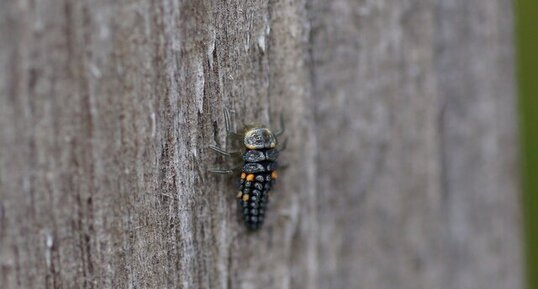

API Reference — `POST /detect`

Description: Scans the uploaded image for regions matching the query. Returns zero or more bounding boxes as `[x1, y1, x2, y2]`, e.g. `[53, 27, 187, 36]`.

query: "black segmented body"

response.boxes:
[210, 120, 282, 230]
[237, 148, 278, 230]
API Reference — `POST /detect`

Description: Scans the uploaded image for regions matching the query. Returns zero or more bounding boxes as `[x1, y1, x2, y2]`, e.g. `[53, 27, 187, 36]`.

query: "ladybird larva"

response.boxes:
[209, 109, 285, 231]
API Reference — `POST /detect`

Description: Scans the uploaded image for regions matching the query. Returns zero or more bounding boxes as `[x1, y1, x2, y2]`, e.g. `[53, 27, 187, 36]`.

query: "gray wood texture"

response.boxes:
[0, 0, 521, 288]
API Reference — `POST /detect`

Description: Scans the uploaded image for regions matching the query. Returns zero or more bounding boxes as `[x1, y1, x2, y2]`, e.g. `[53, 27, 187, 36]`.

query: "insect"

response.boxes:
[209, 109, 286, 231]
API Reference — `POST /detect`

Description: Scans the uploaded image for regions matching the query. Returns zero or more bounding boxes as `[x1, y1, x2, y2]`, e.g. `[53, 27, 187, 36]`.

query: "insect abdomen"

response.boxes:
[237, 148, 278, 230]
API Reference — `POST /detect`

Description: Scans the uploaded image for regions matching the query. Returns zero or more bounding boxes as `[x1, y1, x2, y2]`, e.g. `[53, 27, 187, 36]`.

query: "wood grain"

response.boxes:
[0, 0, 521, 288]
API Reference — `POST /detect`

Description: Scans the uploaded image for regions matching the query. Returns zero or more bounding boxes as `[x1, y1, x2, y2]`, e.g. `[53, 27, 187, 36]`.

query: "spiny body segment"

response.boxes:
[236, 131, 279, 230]
[209, 110, 285, 231]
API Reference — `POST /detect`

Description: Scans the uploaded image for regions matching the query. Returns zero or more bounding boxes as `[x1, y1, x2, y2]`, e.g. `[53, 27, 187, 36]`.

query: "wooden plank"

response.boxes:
[0, 0, 521, 288]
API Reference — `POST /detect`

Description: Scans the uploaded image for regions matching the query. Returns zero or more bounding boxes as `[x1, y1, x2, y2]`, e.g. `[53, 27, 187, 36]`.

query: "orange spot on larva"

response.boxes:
[242, 194, 250, 202]
[271, 171, 278, 179]
[240, 173, 246, 179]
[246, 174, 255, 181]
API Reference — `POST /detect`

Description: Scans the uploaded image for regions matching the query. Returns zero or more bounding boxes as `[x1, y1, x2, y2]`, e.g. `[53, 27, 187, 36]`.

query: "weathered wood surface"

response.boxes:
[0, 0, 521, 288]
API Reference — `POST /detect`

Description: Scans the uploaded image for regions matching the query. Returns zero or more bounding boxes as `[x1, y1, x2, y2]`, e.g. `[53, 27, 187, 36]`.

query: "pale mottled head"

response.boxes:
[244, 127, 277, 149]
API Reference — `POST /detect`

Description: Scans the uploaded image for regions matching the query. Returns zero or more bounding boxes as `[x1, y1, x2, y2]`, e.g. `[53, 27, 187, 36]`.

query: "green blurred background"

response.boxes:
[517, 0, 538, 288]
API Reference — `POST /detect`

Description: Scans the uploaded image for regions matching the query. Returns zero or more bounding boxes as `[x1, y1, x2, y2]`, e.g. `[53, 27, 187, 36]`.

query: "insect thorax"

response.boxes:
[244, 127, 277, 150]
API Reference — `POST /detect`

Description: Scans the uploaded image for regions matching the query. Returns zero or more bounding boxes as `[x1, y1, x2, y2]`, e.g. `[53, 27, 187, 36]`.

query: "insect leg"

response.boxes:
[209, 145, 243, 162]
[208, 169, 235, 175]
[224, 108, 243, 139]
[224, 108, 236, 134]
[275, 112, 285, 137]
[278, 137, 288, 151]
[208, 166, 242, 175]
[209, 145, 233, 157]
